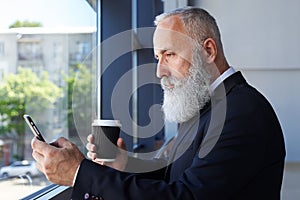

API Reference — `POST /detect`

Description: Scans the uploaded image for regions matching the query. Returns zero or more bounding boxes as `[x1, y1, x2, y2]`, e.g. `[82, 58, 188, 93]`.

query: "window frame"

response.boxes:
[20, 184, 72, 200]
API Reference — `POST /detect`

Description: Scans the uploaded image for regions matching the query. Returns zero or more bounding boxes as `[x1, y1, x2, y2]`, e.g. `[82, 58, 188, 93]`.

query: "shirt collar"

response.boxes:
[209, 67, 235, 92]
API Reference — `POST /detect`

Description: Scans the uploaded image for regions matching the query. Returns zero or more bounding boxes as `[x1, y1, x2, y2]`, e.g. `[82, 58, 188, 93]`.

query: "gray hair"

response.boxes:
[154, 7, 223, 51]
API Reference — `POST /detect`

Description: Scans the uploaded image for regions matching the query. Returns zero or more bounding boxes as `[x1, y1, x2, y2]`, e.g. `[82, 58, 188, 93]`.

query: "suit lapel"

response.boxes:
[165, 72, 248, 179]
[167, 114, 200, 163]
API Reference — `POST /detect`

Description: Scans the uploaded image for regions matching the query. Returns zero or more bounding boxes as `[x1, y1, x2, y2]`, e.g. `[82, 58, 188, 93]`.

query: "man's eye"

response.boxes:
[166, 53, 175, 57]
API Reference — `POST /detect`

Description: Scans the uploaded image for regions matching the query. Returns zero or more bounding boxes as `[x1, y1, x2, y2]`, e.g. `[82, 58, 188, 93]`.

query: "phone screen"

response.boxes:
[23, 114, 46, 142]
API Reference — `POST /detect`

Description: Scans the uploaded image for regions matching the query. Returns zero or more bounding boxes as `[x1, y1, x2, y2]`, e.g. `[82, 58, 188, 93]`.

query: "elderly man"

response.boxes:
[31, 7, 285, 200]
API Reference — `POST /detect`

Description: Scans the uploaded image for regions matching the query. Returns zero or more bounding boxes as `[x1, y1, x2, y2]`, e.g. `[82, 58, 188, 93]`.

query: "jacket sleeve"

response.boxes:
[71, 159, 191, 200]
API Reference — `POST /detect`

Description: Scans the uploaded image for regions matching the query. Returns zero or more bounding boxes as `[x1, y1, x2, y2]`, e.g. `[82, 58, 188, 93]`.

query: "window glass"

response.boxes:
[0, 42, 4, 57]
[0, 0, 96, 199]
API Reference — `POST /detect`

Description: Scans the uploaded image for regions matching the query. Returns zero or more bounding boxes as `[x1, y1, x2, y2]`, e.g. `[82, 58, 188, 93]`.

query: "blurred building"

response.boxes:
[0, 27, 96, 163]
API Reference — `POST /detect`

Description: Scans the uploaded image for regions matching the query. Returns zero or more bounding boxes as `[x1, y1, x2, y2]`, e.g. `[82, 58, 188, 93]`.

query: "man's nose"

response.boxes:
[156, 60, 170, 78]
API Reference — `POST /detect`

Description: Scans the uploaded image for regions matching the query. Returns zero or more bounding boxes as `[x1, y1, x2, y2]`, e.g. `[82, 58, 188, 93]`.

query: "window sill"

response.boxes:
[20, 184, 73, 200]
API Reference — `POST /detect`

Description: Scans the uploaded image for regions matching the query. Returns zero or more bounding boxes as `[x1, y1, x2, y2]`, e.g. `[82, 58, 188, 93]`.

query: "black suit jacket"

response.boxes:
[72, 72, 286, 200]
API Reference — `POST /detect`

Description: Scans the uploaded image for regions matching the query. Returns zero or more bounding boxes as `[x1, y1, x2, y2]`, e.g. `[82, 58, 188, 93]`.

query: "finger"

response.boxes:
[87, 151, 97, 160]
[31, 137, 41, 149]
[87, 134, 94, 143]
[32, 149, 44, 164]
[86, 143, 96, 151]
[34, 160, 44, 173]
[117, 138, 127, 151]
[31, 137, 50, 153]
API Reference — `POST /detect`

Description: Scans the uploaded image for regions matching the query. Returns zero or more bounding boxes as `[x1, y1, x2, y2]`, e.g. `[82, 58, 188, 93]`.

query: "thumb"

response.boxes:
[50, 137, 69, 148]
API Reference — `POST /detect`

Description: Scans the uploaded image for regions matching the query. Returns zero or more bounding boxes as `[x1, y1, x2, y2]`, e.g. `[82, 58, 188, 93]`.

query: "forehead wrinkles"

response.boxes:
[153, 28, 195, 63]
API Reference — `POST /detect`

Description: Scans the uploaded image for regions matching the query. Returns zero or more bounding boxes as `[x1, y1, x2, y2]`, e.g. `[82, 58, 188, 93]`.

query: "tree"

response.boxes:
[9, 20, 43, 28]
[0, 67, 62, 159]
[64, 63, 93, 145]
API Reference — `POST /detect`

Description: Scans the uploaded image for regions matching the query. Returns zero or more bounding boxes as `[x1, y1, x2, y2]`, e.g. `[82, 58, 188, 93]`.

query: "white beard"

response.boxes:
[161, 56, 211, 123]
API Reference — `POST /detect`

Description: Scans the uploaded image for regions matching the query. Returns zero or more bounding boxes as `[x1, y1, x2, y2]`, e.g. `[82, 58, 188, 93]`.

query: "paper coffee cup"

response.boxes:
[92, 119, 121, 162]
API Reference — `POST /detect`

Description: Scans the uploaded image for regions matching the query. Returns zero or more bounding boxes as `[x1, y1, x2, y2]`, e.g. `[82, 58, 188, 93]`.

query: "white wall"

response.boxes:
[241, 69, 300, 162]
[164, 0, 188, 12]
[191, 0, 300, 161]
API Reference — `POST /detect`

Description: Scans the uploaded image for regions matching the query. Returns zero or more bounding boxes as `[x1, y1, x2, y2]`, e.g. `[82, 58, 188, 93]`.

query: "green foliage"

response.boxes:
[0, 67, 62, 159]
[64, 63, 93, 138]
[9, 20, 43, 28]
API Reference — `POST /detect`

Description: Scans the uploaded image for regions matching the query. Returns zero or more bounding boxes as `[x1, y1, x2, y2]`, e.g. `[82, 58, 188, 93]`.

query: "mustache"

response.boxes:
[160, 75, 187, 90]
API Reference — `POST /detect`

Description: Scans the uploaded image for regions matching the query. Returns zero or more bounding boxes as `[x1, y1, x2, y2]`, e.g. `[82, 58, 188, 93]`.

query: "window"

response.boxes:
[0, 67, 5, 79]
[0, 42, 4, 57]
[1, 0, 165, 199]
[18, 40, 43, 61]
[0, 0, 96, 199]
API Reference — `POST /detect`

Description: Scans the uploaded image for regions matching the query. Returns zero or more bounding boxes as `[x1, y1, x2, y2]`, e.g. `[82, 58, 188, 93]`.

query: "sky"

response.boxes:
[0, 0, 96, 29]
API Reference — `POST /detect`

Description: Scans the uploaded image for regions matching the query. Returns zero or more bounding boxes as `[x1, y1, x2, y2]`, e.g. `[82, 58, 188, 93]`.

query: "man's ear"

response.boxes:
[202, 38, 217, 64]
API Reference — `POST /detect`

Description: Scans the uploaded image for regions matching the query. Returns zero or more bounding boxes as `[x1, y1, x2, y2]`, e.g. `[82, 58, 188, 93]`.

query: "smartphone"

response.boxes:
[23, 114, 46, 142]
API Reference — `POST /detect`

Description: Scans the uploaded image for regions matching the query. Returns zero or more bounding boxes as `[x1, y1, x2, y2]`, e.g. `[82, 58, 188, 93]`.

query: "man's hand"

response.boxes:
[86, 134, 128, 171]
[31, 137, 85, 186]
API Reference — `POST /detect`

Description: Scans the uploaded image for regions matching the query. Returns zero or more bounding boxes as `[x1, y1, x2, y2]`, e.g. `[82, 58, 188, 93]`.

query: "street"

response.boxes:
[0, 175, 50, 199]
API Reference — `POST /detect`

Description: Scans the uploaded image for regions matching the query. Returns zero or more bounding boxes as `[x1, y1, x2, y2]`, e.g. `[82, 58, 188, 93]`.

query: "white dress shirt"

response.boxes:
[209, 67, 235, 93]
